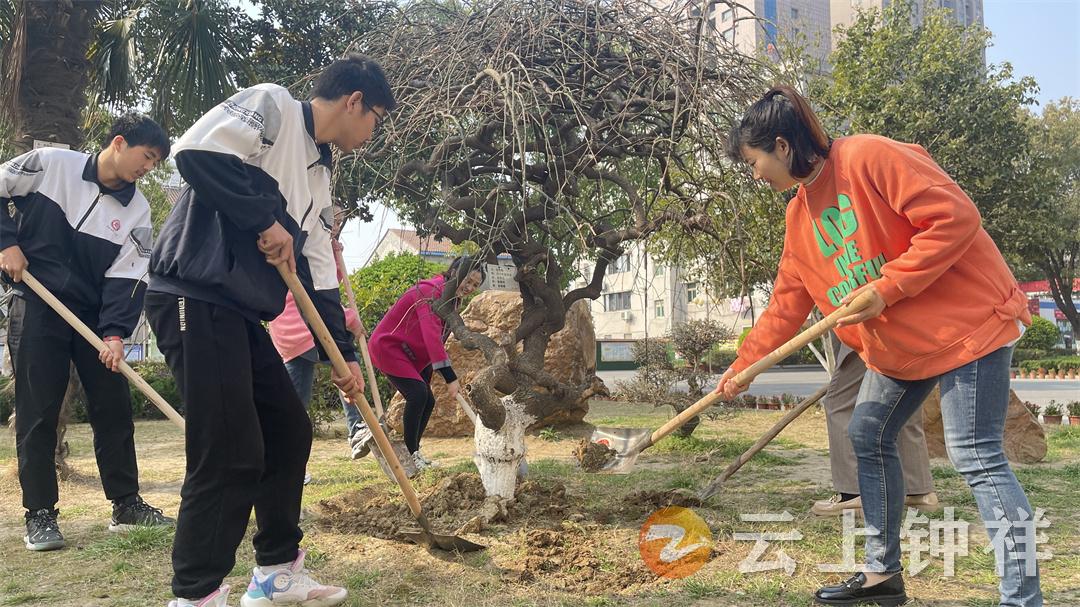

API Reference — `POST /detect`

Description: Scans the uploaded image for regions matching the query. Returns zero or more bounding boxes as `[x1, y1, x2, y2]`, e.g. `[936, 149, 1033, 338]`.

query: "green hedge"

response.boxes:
[1019, 357, 1080, 373]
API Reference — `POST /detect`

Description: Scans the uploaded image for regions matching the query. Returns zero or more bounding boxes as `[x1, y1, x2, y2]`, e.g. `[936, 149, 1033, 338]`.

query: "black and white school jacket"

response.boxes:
[0, 148, 152, 338]
[150, 83, 356, 362]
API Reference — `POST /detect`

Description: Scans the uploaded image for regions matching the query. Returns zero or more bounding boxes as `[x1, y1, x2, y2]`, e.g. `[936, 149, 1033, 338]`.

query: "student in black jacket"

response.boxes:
[0, 114, 175, 553]
[145, 54, 395, 607]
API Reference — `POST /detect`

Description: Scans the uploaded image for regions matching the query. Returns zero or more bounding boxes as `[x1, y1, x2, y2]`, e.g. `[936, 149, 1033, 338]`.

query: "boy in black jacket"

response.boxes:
[0, 114, 174, 552]
[146, 54, 394, 607]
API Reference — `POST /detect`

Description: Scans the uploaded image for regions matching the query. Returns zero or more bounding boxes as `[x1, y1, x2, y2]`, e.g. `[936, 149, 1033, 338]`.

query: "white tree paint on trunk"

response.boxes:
[472, 394, 534, 499]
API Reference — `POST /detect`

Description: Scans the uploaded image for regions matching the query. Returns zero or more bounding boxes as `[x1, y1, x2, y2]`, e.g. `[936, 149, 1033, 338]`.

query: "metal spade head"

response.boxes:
[587, 426, 652, 474]
[400, 527, 487, 553]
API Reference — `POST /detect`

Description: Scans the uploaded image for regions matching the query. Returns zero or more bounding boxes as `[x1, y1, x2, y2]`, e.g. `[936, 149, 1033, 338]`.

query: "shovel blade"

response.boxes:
[588, 426, 651, 474]
[401, 528, 487, 553]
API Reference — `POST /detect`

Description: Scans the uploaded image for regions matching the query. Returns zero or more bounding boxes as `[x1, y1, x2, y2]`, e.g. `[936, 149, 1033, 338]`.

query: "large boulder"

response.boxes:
[386, 290, 602, 437]
[921, 387, 1046, 464]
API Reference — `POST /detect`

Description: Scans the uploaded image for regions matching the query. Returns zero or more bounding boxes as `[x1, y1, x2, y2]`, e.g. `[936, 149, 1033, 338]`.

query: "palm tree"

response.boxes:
[1, 0, 251, 153]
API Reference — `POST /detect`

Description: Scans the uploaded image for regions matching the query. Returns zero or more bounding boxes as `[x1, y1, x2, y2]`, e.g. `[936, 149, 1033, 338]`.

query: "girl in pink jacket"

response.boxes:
[367, 257, 484, 472]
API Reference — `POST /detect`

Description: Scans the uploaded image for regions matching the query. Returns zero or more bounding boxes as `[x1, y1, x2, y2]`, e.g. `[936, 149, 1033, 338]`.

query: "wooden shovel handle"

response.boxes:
[18, 268, 185, 430]
[277, 264, 424, 518]
[644, 290, 875, 449]
[333, 248, 384, 418]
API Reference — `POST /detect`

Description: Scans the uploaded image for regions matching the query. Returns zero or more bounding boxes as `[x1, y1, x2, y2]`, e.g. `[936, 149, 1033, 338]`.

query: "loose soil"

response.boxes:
[574, 438, 617, 471]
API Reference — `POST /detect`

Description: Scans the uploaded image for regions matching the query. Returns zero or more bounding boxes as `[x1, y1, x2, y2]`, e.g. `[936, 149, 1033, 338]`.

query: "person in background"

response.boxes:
[367, 256, 485, 474]
[0, 114, 175, 553]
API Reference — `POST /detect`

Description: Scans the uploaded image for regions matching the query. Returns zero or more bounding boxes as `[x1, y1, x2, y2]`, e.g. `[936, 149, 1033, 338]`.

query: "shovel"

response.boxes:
[11, 267, 185, 430]
[277, 263, 484, 552]
[588, 290, 875, 474]
[332, 249, 413, 476]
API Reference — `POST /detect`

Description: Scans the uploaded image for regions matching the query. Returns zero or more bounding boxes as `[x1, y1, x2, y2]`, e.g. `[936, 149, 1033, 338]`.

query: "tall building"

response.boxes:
[831, 0, 984, 49]
[707, 1, 833, 70]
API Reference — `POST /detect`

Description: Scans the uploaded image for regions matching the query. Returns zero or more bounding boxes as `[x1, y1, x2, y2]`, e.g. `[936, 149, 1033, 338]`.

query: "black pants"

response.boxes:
[8, 295, 139, 511]
[145, 292, 311, 599]
[387, 366, 434, 454]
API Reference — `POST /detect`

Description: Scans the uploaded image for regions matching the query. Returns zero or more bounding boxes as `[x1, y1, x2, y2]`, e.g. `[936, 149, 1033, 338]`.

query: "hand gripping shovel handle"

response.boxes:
[636, 290, 876, 453]
[333, 248, 384, 419]
[15, 268, 186, 430]
[276, 264, 427, 522]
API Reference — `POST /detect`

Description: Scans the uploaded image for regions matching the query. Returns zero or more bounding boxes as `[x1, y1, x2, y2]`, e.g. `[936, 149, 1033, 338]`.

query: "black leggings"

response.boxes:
[387, 366, 434, 454]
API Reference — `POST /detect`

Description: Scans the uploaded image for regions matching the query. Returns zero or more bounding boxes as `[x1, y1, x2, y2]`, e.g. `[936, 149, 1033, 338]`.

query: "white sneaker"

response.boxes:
[411, 451, 431, 473]
[239, 549, 346, 606]
[169, 584, 231, 607]
[349, 427, 372, 459]
[416, 450, 439, 468]
[303, 471, 312, 486]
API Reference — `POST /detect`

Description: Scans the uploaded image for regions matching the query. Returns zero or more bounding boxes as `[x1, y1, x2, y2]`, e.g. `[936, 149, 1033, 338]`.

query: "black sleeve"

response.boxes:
[174, 150, 279, 234]
[99, 279, 147, 338]
[437, 365, 457, 383]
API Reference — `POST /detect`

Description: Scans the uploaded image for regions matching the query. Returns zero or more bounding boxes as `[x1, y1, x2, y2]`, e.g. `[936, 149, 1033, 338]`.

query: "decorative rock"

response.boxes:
[921, 387, 1046, 464]
[386, 290, 603, 437]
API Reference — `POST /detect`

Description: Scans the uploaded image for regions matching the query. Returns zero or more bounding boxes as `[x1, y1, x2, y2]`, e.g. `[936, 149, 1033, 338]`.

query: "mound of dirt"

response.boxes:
[503, 525, 658, 594]
[314, 472, 571, 540]
[574, 439, 616, 471]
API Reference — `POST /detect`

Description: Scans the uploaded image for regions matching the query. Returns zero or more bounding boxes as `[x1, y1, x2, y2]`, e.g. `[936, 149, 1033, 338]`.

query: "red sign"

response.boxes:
[1028, 297, 1040, 315]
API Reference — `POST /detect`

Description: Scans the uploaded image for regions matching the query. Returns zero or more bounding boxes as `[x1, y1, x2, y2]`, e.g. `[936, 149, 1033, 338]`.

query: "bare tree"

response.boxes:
[349, 0, 765, 497]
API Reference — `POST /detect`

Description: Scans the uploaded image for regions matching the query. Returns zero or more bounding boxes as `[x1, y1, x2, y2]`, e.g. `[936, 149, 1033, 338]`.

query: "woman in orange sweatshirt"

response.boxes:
[719, 86, 1041, 607]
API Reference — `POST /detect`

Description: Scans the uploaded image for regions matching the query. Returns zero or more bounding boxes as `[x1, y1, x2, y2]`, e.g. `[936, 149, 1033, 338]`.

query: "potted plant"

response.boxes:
[758, 397, 781, 411]
[1068, 401, 1080, 426]
[1042, 401, 1063, 425]
[1037, 366, 1047, 379]
[1024, 401, 1040, 417]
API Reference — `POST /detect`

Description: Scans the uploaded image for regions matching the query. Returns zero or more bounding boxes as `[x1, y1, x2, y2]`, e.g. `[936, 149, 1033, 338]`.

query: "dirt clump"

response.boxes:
[574, 439, 616, 471]
[314, 472, 572, 539]
[503, 524, 658, 594]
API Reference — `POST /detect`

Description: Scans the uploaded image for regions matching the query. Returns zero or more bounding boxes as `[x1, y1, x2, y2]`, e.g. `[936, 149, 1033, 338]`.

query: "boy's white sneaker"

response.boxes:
[239, 549, 346, 606]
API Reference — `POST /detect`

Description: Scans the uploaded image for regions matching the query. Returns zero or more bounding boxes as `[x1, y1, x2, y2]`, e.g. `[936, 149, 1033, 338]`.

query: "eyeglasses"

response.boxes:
[362, 101, 386, 134]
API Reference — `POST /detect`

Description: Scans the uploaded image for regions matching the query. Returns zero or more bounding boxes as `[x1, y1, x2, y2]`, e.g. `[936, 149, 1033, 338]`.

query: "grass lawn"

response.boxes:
[1, 400, 1076, 606]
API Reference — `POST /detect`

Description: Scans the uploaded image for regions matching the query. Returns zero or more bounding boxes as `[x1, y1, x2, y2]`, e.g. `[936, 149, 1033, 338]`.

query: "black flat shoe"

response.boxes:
[814, 572, 908, 606]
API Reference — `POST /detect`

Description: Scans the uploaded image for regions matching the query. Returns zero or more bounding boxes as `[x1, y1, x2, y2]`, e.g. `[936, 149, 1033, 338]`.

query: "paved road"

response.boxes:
[597, 367, 1079, 408]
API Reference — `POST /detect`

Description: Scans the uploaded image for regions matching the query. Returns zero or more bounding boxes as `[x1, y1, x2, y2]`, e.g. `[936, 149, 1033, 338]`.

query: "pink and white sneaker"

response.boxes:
[168, 584, 231, 607]
[239, 549, 346, 606]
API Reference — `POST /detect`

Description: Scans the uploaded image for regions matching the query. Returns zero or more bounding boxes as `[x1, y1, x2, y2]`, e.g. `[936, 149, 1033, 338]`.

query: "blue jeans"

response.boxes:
[283, 354, 364, 436]
[849, 346, 1042, 606]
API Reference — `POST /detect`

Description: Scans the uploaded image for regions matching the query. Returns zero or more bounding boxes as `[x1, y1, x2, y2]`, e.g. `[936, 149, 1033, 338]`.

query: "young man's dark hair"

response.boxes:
[105, 112, 171, 159]
[312, 53, 397, 111]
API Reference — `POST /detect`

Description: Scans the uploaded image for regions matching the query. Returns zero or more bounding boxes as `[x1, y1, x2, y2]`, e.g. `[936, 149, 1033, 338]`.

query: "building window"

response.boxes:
[722, 8, 732, 21]
[655, 299, 665, 318]
[654, 264, 664, 276]
[722, 27, 735, 43]
[790, 7, 798, 19]
[686, 282, 699, 303]
[605, 291, 632, 312]
[610, 254, 630, 274]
